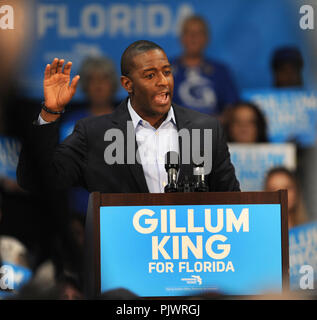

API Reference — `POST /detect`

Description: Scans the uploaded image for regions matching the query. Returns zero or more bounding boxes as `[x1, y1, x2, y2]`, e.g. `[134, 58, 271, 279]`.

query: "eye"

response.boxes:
[164, 70, 172, 76]
[145, 73, 155, 79]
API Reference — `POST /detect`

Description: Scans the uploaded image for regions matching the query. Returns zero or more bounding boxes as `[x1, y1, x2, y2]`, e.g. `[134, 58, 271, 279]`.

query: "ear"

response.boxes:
[120, 75, 133, 94]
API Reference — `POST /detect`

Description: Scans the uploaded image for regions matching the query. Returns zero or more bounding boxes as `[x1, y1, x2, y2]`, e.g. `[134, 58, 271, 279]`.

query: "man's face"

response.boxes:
[124, 49, 174, 122]
[181, 20, 208, 57]
[274, 63, 302, 87]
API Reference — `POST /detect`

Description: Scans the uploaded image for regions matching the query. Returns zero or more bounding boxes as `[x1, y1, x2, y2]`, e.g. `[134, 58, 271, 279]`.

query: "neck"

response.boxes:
[130, 98, 168, 129]
[151, 115, 167, 129]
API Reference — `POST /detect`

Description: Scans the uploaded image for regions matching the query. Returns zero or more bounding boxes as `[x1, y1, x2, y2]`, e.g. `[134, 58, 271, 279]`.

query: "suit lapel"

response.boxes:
[111, 99, 149, 193]
[110, 101, 195, 192]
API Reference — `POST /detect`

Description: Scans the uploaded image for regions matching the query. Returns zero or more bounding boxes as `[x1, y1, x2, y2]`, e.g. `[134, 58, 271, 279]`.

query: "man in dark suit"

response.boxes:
[17, 40, 239, 193]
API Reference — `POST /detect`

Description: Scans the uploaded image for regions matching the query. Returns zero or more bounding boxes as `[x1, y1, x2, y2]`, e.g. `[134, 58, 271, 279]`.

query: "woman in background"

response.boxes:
[264, 167, 308, 229]
[79, 56, 119, 116]
[222, 102, 268, 143]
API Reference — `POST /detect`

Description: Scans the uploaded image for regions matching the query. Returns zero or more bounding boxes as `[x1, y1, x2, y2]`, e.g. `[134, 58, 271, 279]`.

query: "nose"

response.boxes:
[157, 72, 168, 86]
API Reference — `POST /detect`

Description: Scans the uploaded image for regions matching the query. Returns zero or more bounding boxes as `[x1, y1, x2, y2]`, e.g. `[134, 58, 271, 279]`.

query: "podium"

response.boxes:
[85, 191, 289, 298]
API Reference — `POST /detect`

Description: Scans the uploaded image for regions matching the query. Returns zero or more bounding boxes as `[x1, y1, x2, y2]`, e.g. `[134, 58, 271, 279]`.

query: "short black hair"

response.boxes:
[181, 15, 210, 37]
[271, 46, 303, 71]
[120, 40, 164, 76]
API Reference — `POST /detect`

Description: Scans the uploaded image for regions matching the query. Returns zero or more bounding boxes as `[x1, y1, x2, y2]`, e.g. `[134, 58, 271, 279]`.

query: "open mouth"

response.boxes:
[154, 92, 170, 105]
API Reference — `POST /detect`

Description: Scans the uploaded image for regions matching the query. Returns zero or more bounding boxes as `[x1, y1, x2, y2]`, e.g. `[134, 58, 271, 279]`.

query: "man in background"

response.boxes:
[171, 15, 239, 116]
[271, 46, 304, 88]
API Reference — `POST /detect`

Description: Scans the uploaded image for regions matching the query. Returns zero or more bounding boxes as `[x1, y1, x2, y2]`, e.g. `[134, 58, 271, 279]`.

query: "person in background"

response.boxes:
[264, 167, 308, 229]
[61, 56, 119, 133]
[55, 274, 84, 300]
[61, 56, 119, 216]
[79, 56, 119, 116]
[222, 102, 268, 143]
[271, 46, 304, 88]
[171, 15, 239, 116]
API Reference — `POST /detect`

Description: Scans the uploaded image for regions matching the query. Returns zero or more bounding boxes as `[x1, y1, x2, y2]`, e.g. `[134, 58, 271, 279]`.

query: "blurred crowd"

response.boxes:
[0, 10, 316, 300]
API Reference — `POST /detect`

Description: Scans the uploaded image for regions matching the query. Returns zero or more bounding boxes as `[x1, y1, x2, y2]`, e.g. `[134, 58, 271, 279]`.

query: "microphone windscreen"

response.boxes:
[165, 151, 179, 171]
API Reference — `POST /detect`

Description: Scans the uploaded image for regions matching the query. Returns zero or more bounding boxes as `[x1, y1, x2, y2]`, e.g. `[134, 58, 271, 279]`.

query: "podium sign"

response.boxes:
[85, 191, 288, 297]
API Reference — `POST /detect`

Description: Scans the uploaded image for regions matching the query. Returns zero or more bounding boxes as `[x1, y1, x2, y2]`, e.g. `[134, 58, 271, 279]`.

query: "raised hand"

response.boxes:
[41, 58, 80, 122]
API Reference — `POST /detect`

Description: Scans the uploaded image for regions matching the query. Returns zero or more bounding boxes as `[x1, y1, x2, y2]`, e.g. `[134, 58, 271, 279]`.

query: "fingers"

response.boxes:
[44, 64, 51, 80]
[57, 59, 64, 73]
[50, 58, 59, 75]
[46, 58, 73, 77]
[70, 75, 80, 95]
[63, 61, 73, 76]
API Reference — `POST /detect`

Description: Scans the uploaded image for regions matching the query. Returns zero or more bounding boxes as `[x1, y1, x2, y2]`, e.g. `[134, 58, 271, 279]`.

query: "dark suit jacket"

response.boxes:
[17, 99, 240, 193]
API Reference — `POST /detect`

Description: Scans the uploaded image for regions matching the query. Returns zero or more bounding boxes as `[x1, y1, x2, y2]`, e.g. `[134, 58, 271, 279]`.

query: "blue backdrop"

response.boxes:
[21, 0, 314, 101]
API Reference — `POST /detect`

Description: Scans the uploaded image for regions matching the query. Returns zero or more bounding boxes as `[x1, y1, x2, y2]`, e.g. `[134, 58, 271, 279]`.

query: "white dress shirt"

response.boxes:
[38, 99, 179, 193]
[127, 99, 179, 193]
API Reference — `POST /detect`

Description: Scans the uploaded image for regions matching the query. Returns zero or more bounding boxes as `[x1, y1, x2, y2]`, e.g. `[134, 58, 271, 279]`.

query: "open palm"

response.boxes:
[43, 58, 80, 111]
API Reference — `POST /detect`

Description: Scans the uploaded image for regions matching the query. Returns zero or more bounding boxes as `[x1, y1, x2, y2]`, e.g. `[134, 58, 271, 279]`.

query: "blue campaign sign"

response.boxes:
[289, 221, 317, 291]
[100, 204, 283, 296]
[242, 88, 317, 146]
[228, 143, 296, 191]
[0, 136, 21, 180]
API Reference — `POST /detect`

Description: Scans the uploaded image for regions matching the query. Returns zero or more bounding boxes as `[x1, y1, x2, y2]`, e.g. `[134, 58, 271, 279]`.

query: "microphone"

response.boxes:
[164, 151, 179, 193]
[193, 163, 209, 192]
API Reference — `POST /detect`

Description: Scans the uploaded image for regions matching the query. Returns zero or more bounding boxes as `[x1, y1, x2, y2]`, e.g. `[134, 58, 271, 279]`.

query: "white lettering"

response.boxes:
[148, 5, 171, 36]
[82, 5, 106, 37]
[152, 236, 171, 260]
[205, 208, 223, 233]
[133, 209, 158, 234]
[0, 265, 14, 290]
[188, 209, 204, 233]
[133, 207, 250, 234]
[36, 4, 194, 38]
[38, 5, 56, 37]
[110, 5, 131, 36]
[205, 235, 231, 259]
[181, 235, 203, 259]
[0, 5, 14, 30]
[299, 5, 314, 30]
[226, 208, 249, 232]
[58, 5, 79, 37]
[172, 236, 179, 259]
[170, 209, 186, 233]
[299, 265, 314, 289]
